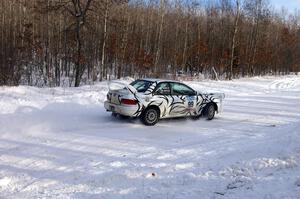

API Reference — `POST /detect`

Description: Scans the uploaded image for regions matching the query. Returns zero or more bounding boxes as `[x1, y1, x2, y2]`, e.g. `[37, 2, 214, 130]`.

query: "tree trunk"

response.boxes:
[229, 0, 240, 80]
[74, 18, 82, 87]
[154, 0, 165, 77]
[100, 0, 109, 81]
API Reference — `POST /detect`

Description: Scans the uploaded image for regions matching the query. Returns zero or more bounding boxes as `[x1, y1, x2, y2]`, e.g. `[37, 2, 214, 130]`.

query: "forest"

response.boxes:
[0, 0, 299, 87]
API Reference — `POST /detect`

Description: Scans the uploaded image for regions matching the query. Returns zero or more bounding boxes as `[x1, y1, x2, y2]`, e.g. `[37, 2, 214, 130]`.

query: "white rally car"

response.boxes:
[104, 79, 225, 126]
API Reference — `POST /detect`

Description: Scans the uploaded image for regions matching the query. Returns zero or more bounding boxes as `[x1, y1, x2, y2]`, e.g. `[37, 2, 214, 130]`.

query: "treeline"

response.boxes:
[0, 0, 300, 86]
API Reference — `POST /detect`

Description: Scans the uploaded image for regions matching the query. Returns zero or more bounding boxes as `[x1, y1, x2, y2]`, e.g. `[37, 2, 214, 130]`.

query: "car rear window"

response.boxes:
[130, 80, 153, 92]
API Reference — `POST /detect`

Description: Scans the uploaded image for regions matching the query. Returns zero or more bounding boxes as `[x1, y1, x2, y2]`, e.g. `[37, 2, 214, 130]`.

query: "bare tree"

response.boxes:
[154, 0, 166, 76]
[1, 0, 300, 86]
[229, 0, 240, 80]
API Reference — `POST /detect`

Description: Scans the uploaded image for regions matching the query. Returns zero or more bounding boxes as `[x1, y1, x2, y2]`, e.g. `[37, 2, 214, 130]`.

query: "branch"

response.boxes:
[83, 0, 93, 16]
[63, 5, 76, 16]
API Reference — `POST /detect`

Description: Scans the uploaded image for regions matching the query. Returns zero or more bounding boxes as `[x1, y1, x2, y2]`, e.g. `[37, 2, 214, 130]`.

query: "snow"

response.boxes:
[0, 75, 300, 199]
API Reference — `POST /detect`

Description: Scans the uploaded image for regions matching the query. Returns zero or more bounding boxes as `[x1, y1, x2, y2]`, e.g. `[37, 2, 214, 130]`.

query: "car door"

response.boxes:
[169, 82, 197, 117]
[152, 82, 173, 118]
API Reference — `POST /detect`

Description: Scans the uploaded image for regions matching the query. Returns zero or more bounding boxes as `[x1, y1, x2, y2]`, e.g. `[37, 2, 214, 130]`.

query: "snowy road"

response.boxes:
[0, 76, 300, 198]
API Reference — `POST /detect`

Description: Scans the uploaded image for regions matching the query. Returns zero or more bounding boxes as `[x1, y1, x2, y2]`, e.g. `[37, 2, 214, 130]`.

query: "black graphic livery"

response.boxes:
[104, 79, 225, 125]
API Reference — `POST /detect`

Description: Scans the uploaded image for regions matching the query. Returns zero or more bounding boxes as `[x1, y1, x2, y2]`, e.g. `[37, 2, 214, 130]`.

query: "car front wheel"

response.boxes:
[205, 103, 215, 120]
[141, 107, 159, 126]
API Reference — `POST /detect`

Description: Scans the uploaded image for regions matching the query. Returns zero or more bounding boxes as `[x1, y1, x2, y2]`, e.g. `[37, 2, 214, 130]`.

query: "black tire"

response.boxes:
[141, 107, 159, 126]
[205, 103, 215, 120]
[119, 114, 130, 119]
[112, 113, 129, 119]
[111, 112, 118, 117]
[191, 114, 201, 120]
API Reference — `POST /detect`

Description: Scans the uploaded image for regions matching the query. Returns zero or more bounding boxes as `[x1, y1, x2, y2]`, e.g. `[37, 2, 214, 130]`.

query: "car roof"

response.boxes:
[139, 78, 181, 84]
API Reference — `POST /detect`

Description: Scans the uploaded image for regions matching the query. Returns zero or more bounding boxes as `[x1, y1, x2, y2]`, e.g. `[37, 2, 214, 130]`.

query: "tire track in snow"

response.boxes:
[268, 77, 299, 90]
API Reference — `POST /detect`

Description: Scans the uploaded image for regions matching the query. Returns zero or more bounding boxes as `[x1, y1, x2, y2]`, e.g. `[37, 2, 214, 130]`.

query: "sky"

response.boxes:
[270, 0, 300, 12]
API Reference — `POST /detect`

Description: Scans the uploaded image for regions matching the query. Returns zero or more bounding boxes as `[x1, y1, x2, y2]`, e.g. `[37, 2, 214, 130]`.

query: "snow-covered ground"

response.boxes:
[1, 75, 300, 199]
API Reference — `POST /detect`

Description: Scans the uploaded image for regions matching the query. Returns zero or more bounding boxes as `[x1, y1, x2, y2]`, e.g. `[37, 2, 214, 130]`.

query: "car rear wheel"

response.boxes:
[111, 112, 118, 117]
[112, 113, 129, 119]
[119, 114, 130, 119]
[141, 107, 159, 126]
[205, 103, 215, 120]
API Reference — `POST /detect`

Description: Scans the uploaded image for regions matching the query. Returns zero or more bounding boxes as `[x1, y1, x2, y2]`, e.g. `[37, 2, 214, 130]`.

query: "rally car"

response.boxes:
[104, 79, 225, 126]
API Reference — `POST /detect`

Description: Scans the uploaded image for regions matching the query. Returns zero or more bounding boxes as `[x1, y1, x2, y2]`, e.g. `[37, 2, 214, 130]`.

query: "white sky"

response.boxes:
[270, 0, 300, 12]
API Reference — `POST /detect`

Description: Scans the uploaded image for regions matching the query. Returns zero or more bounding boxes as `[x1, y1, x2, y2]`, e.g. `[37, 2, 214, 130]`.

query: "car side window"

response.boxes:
[171, 83, 196, 96]
[153, 83, 171, 95]
[130, 80, 153, 92]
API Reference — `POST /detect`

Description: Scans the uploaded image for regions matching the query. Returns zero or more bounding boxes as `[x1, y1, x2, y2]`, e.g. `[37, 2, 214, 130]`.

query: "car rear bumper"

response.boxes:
[104, 101, 140, 117]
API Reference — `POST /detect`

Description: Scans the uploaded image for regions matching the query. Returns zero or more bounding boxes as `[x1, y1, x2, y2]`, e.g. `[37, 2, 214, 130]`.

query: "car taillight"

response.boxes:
[121, 99, 138, 105]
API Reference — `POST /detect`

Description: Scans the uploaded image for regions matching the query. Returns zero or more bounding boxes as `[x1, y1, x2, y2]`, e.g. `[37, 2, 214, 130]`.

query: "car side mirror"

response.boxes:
[189, 91, 197, 96]
[154, 89, 161, 95]
[155, 88, 169, 95]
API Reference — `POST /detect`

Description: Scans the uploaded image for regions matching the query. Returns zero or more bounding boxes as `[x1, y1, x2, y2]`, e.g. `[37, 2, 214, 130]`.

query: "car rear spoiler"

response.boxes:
[108, 80, 138, 94]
